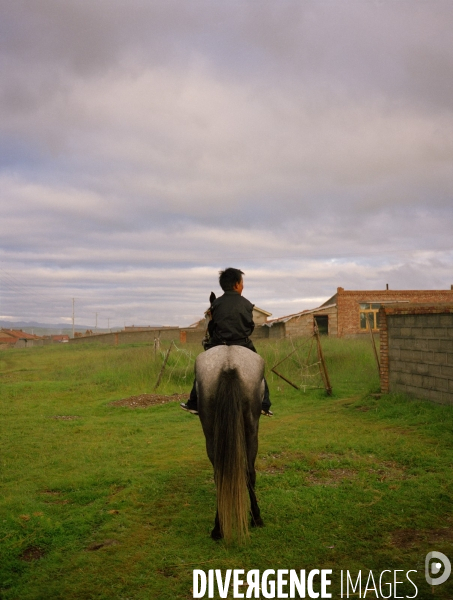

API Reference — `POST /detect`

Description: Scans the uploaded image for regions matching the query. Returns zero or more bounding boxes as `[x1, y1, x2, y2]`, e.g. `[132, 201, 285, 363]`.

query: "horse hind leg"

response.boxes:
[211, 510, 222, 540]
[203, 426, 223, 540]
[247, 476, 264, 527]
[246, 427, 263, 528]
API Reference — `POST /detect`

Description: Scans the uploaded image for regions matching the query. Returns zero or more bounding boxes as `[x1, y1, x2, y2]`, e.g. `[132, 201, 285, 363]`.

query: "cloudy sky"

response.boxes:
[1, 0, 452, 328]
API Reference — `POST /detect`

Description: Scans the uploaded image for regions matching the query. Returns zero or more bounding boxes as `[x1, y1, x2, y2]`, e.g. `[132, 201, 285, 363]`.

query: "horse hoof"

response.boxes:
[211, 529, 223, 541]
[251, 517, 264, 528]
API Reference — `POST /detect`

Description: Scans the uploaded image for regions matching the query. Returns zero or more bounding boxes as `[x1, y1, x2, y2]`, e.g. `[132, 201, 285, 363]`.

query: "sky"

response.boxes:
[1, 0, 452, 329]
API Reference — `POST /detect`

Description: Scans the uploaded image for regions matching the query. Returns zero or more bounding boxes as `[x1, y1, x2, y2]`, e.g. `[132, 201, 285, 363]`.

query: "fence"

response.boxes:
[380, 303, 453, 404]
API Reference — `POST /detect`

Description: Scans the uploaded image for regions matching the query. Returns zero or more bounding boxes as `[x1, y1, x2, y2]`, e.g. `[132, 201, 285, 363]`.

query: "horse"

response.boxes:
[195, 344, 265, 543]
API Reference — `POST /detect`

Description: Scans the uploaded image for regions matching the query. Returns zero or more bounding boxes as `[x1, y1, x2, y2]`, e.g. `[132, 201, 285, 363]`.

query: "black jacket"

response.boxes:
[208, 291, 255, 343]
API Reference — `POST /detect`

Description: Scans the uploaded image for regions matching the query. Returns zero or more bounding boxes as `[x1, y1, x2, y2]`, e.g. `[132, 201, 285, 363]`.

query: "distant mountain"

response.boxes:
[0, 321, 119, 336]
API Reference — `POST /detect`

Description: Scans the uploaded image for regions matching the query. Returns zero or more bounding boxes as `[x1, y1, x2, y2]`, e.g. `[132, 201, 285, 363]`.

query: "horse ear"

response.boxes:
[209, 292, 216, 304]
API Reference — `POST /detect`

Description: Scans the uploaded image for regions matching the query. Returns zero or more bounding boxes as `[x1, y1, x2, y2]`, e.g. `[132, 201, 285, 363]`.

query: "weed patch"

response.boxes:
[1, 340, 452, 599]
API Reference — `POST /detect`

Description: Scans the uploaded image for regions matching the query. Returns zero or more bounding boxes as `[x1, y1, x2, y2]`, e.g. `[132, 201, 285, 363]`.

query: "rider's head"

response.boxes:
[219, 268, 244, 293]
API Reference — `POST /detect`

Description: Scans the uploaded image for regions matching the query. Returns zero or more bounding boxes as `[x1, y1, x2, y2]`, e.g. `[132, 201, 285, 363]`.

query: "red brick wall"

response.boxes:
[336, 287, 453, 337]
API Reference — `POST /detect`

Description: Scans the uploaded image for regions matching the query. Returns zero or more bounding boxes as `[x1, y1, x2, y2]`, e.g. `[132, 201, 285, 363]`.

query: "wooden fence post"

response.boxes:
[314, 327, 332, 395]
[367, 318, 381, 377]
[153, 341, 174, 391]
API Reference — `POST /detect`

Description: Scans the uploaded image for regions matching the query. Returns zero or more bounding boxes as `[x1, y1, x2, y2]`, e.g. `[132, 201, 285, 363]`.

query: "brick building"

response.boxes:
[262, 304, 336, 339]
[263, 286, 453, 339]
[331, 286, 453, 337]
[0, 329, 43, 348]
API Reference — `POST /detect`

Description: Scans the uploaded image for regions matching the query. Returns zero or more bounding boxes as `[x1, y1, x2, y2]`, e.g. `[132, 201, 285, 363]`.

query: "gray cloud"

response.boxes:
[0, 0, 452, 326]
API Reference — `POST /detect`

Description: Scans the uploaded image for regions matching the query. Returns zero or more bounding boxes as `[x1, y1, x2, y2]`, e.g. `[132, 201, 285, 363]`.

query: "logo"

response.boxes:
[425, 551, 451, 586]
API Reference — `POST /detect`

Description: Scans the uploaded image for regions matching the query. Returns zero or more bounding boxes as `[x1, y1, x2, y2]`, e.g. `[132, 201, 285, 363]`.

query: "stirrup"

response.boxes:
[180, 403, 199, 415]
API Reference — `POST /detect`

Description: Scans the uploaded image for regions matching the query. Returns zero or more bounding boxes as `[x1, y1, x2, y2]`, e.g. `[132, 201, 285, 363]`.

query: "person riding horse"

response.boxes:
[180, 267, 272, 416]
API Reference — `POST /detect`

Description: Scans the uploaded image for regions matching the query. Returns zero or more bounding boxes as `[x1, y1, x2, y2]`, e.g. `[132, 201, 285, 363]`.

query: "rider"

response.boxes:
[180, 268, 273, 416]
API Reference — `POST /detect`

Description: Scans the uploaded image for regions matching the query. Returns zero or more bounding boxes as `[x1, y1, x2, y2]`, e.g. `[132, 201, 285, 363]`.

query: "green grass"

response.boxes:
[1, 338, 452, 599]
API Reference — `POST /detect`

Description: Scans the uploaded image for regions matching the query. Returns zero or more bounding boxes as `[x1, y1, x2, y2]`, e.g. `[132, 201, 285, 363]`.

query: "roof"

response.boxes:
[336, 287, 453, 295]
[0, 329, 42, 341]
[51, 334, 70, 342]
[187, 318, 206, 328]
[264, 304, 337, 327]
[253, 306, 272, 317]
[321, 293, 337, 307]
[0, 331, 17, 343]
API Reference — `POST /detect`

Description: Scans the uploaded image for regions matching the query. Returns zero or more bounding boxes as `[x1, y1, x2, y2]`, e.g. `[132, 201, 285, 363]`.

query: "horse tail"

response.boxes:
[213, 367, 249, 543]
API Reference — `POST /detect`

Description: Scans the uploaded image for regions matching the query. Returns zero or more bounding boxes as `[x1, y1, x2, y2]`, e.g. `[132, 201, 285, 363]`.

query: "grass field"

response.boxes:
[1, 338, 452, 599]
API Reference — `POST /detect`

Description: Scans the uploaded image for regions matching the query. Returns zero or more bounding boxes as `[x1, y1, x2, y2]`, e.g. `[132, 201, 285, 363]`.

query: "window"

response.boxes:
[359, 303, 381, 331]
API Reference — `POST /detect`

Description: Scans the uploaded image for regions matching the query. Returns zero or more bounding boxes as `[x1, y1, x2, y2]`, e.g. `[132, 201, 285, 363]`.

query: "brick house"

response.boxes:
[331, 286, 453, 337]
[0, 329, 43, 347]
[262, 286, 453, 339]
[50, 334, 70, 343]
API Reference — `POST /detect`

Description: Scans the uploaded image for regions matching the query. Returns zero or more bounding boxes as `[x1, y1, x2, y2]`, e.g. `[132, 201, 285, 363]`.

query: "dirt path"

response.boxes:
[109, 393, 188, 408]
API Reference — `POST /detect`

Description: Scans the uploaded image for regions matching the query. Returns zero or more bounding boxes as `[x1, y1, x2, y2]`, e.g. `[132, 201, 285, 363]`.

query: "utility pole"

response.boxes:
[107, 318, 110, 332]
[72, 298, 75, 338]
[95, 312, 98, 332]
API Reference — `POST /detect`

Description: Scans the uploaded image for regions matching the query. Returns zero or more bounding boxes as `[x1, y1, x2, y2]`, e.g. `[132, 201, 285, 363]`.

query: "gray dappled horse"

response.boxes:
[196, 345, 265, 543]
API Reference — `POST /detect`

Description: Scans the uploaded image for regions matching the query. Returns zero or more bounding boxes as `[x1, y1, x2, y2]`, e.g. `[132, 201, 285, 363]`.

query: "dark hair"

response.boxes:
[219, 268, 244, 291]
